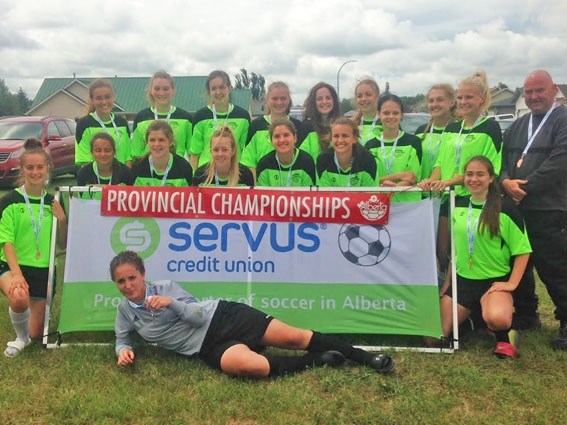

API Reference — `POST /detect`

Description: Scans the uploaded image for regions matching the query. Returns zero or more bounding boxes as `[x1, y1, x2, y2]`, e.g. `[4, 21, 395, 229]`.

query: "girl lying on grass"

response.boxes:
[111, 250, 395, 377]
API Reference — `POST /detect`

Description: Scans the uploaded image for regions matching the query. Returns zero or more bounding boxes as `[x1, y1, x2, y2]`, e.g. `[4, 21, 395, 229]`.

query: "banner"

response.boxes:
[60, 190, 441, 338]
[101, 186, 391, 224]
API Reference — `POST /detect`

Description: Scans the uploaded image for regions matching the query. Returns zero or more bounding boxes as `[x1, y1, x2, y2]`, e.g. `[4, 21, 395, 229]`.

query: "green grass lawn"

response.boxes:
[1, 270, 565, 424]
[0, 176, 566, 424]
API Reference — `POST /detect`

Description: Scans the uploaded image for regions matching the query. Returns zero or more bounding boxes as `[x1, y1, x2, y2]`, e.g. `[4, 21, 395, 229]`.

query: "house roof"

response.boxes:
[556, 85, 567, 99]
[31, 77, 251, 113]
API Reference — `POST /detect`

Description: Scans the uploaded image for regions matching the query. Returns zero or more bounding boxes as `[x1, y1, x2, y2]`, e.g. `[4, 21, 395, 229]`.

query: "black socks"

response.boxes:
[306, 331, 373, 365]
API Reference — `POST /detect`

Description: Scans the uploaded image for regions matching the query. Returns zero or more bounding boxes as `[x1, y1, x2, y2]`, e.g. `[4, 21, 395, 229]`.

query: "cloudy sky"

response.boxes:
[1, 0, 566, 104]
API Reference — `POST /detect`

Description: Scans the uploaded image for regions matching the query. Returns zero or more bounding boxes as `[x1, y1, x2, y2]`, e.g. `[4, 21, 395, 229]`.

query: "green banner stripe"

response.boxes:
[58, 282, 442, 337]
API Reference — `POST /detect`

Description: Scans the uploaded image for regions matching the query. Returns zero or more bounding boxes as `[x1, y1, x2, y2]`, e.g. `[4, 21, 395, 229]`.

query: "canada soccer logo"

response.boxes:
[338, 224, 391, 266]
[357, 195, 388, 221]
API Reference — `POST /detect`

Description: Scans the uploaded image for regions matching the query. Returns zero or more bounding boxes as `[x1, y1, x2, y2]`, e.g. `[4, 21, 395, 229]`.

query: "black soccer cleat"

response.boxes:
[317, 350, 346, 367]
[368, 353, 395, 374]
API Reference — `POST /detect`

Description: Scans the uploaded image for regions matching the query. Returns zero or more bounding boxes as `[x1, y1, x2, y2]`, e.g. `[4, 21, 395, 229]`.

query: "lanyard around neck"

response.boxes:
[212, 103, 232, 129]
[516, 104, 557, 168]
[21, 185, 45, 259]
[275, 151, 295, 187]
[92, 112, 121, 141]
[93, 162, 112, 185]
[454, 116, 485, 173]
[379, 130, 403, 175]
[360, 114, 379, 146]
[466, 200, 485, 268]
[426, 124, 446, 165]
[149, 154, 173, 186]
[153, 105, 174, 122]
[333, 152, 352, 187]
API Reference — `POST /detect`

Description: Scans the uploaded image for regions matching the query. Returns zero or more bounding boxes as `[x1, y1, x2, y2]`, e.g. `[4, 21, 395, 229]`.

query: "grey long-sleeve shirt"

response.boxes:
[115, 280, 219, 357]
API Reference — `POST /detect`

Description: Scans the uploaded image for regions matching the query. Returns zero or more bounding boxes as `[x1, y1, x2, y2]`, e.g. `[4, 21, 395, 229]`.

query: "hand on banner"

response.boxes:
[146, 295, 172, 310]
[117, 348, 135, 366]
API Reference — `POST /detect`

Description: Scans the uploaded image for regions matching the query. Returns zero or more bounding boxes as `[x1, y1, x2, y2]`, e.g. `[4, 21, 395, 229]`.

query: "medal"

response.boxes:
[468, 256, 473, 269]
[516, 157, 524, 168]
[36, 249, 41, 260]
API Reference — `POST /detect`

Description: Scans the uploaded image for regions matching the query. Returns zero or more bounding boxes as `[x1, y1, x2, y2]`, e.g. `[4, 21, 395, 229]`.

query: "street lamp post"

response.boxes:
[336, 60, 358, 100]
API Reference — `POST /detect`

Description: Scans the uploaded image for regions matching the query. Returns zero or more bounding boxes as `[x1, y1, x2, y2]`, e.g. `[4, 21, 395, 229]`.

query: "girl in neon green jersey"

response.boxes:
[0, 139, 68, 357]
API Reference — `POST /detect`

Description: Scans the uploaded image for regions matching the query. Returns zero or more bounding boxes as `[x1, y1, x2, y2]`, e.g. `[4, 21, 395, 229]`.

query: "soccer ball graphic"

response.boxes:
[338, 224, 391, 266]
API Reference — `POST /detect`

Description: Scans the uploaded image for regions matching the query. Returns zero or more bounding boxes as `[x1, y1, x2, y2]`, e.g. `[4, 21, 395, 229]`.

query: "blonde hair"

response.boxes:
[87, 79, 114, 113]
[353, 77, 380, 124]
[331, 116, 360, 140]
[423, 83, 457, 134]
[264, 81, 292, 115]
[459, 70, 492, 115]
[204, 126, 240, 187]
[147, 70, 175, 106]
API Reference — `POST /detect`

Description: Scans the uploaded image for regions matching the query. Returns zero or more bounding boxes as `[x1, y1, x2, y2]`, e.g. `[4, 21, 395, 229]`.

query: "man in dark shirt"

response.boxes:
[500, 70, 567, 349]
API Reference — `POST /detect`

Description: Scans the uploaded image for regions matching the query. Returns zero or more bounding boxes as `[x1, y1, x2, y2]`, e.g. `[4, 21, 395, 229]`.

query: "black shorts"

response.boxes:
[445, 274, 509, 313]
[198, 300, 274, 371]
[0, 261, 49, 299]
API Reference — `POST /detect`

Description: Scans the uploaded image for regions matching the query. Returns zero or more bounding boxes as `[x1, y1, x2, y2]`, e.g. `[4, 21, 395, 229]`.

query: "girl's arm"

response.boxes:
[429, 173, 464, 191]
[52, 200, 68, 249]
[380, 171, 417, 186]
[486, 253, 530, 294]
[418, 166, 441, 189]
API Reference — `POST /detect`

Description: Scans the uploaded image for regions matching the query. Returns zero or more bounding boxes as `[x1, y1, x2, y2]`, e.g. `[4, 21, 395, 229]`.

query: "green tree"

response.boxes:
[234, 68, 266, 101]
[0, 79, 20, 116]
[16, 87, 32, 114]
[400, 94, 427, 112]
[339, 98, 354, 114]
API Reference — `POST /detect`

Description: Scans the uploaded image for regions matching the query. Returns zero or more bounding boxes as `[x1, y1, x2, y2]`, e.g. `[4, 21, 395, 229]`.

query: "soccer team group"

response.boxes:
[0, 67, 565, 377]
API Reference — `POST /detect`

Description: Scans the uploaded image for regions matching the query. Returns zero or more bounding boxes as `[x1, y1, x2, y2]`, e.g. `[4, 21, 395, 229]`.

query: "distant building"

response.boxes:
[488, 87, 518, 117]
[27, 76, 252, 120]
[487, 84, 567, 118]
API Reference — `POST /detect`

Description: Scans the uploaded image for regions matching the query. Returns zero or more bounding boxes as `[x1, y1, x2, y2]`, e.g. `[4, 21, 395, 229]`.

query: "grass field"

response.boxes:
[0, 176, 566, 424]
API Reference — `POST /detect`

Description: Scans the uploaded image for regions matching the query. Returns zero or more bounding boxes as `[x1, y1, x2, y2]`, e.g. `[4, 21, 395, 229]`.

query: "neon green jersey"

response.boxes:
[453, 196, 531, 279]
[131, 107, 192, 159]
[0, 189, 55, 267]
[190, 104, 250, 167]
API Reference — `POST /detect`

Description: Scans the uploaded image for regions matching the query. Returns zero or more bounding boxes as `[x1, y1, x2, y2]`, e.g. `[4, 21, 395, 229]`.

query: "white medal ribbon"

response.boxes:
[93, 162, 112, 185]
[21, 185, 45, 259]
[212, 104, 232, 129]
[333, 152, 352, 188]
[454, 116, 485, 173]
[379, 130, 403, 175]
[517, 103, 557, 167]
[92, 112, 121, 142]
[214, 171, 222, 187]
[426, 125, 445, 166]
[153, 105, 174, 122]
[149, 154, 173, 186]
[275, 151, 295, 187]
[466, 200, 485, 268]
[360, 114, 379, 146]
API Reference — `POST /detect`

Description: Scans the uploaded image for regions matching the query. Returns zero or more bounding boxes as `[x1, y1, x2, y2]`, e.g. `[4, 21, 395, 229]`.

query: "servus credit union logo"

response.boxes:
[111, 217, 161, 259]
